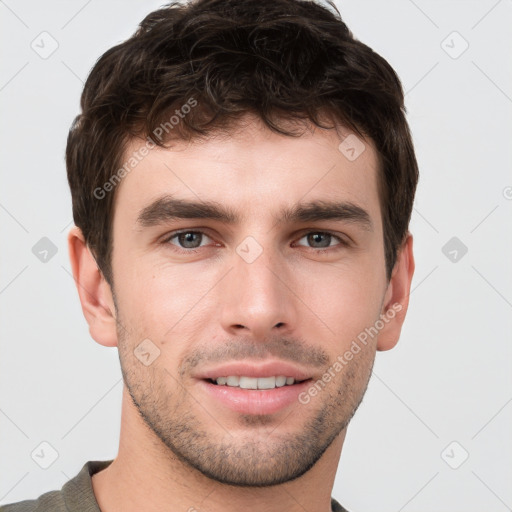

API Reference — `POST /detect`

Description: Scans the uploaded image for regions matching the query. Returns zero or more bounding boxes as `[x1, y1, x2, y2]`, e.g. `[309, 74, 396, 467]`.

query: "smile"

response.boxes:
[210, 376, 304, 389]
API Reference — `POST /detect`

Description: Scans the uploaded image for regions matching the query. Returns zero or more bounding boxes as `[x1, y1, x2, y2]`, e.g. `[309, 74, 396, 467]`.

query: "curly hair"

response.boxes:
[66, 0, 419, 285]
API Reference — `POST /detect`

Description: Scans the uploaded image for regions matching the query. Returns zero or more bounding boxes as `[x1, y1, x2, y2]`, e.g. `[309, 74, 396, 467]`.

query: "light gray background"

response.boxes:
[1, 1, 511, 511]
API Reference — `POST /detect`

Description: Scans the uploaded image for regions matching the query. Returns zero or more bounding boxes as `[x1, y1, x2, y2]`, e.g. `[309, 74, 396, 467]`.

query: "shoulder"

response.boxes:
[0, 489, 67, 512]
[331, 496, 352, 512]
[0, 460, 113, 512]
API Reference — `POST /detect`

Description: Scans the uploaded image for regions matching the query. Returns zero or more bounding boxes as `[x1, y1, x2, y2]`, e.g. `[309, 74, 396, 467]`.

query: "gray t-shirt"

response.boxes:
[0, 460, 349, 511]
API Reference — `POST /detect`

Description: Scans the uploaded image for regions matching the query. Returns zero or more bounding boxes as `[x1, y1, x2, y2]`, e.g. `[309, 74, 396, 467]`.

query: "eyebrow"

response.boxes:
[136, 195, 373, 232]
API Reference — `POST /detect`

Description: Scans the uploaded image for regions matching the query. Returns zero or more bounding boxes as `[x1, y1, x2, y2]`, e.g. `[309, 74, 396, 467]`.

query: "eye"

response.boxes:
[161, 229, 349, 255]
[163, 230, 214, 252]
[294, 231, 348, 252]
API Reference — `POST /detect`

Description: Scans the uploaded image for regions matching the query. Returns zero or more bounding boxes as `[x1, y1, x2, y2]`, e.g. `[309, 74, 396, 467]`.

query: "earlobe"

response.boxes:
[67, 226, 118, 348]
[377, 233, 415, 351]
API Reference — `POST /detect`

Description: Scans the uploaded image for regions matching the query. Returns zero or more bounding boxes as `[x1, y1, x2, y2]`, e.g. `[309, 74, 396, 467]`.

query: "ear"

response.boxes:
[67, 226, 118, 347]
[377, 232, 415, 351]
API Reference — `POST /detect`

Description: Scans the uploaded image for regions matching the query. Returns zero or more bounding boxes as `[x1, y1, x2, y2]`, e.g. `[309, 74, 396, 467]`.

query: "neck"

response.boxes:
[92, 386, 345, 512]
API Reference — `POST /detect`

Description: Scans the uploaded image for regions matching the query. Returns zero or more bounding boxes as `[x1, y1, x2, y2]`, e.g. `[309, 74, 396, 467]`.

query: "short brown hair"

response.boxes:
[66, 0, 419, 286]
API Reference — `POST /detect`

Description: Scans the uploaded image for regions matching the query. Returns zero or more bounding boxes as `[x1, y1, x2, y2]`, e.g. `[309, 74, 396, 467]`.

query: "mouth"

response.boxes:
[193, 361, 315, 415]
[206, 375, 310, 389]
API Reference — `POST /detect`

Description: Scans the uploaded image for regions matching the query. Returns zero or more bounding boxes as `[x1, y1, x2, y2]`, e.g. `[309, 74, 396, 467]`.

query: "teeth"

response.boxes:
[257, 377, 276, 389]
[226, 376, 239, 386]
[214, 375, 297, 389]
[239, 376, 258, 389]
[275, 376, 287, 387]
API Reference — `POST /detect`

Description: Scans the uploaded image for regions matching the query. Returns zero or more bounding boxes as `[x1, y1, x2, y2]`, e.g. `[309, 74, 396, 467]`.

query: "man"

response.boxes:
[1, 0, 417, 510]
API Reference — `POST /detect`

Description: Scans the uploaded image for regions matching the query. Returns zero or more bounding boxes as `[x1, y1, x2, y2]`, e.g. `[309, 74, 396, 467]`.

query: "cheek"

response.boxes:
[298, 263, 384, 349]
[114, 257, 209, 342]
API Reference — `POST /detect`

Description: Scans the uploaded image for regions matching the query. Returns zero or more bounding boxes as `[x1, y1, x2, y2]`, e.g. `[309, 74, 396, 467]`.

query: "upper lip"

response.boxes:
[193, 360, 313, 381]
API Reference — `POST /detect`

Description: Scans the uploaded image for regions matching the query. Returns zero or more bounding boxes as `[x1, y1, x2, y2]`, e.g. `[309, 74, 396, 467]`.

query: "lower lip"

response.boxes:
[197, 379, 312, 415]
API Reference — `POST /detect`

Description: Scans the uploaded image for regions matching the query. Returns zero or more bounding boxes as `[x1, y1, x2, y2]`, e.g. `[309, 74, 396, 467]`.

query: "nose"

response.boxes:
[219, 242, 297, 341]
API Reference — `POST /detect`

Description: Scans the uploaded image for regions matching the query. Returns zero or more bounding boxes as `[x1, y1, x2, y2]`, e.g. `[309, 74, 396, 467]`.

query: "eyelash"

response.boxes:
[161, 229, 349, 255]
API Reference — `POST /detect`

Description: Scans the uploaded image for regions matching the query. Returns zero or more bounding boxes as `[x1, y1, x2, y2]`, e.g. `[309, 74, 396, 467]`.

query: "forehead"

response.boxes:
[113, 116, 382, 230]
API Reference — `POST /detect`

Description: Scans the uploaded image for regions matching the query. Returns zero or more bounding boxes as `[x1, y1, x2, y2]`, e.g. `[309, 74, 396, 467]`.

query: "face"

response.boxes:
[109, 115, 390, 486]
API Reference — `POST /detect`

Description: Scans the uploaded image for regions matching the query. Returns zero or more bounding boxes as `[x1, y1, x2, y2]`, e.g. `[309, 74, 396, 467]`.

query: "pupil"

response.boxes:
[180, 232, 200, 248]
[309, 233, 330, 248]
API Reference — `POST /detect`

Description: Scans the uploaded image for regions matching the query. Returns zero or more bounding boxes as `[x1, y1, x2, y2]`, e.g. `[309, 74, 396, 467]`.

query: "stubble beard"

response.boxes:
[118, 329, 375, 487]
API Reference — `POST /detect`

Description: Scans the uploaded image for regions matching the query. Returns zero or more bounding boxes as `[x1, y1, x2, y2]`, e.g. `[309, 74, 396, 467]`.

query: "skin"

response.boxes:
[68, 113, 414, 512]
